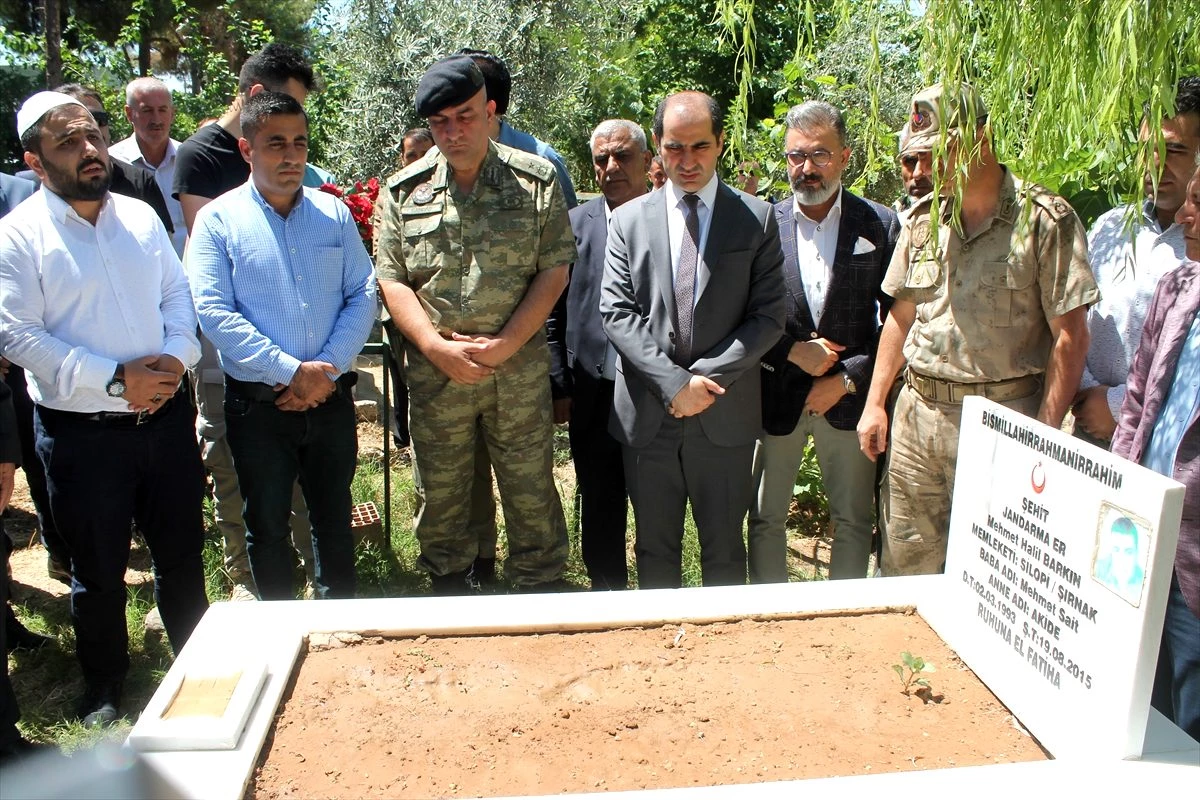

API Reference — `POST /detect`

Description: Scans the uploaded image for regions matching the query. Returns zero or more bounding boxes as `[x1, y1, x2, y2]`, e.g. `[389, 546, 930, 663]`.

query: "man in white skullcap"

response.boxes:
[0, 91, 208, 728]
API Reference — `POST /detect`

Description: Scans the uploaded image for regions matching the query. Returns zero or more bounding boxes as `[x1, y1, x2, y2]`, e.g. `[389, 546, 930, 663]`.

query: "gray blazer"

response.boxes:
[600, 182, 785, 448]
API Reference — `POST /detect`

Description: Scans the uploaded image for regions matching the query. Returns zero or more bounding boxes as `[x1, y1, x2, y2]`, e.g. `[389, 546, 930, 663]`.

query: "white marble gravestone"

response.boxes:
[921, 397, 1186, 761]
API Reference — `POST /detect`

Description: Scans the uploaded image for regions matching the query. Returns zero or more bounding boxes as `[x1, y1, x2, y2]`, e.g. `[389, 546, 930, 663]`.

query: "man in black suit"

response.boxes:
[749, 101, 899, 582]
[550, 119, 651, 590]
[600, 92, 785, 588]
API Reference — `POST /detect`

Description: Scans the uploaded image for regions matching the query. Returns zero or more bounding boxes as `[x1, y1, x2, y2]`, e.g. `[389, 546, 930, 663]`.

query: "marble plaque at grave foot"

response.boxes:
[127, 659, 269, 751]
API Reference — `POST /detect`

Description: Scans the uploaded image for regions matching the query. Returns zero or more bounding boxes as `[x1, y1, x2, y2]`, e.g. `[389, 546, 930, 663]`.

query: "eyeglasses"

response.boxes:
[91, 110, 110, 127]
[785, 149, 834, 168]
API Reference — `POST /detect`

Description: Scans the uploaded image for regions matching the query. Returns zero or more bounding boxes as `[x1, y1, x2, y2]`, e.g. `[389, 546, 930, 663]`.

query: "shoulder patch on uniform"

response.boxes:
[1021, 181, 1073, 221]
[496, 144, 556, 182]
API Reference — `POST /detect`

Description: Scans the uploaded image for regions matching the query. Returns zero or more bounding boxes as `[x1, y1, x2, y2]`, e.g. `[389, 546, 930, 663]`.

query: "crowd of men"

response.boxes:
[0, 40, 1196, 756]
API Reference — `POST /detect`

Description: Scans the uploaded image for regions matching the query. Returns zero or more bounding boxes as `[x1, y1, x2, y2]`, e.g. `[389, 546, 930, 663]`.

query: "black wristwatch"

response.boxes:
[105, 364, 127, 398]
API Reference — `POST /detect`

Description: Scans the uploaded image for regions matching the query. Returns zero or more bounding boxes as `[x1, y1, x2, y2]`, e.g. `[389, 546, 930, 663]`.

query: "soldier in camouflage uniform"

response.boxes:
[375, 57, 575, 593]
[857, 83, 1098, 576]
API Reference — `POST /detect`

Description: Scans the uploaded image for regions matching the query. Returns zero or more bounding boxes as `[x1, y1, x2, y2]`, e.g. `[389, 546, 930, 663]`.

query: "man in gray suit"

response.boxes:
[600, 91, 785, 588]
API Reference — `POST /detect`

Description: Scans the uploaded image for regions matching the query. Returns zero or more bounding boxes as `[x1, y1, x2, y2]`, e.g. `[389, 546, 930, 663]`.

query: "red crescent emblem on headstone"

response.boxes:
[1031, 462, 1046, 494]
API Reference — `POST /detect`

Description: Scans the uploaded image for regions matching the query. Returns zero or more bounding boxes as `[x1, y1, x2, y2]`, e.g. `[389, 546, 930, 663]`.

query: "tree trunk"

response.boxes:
[43, 0, 63, 88]
[139, 20, 151, 75]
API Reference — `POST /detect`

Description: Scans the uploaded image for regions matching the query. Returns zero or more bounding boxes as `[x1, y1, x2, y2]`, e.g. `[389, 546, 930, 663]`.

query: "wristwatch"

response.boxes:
[842, 373, 857, 395]
[105, 365, 127, 398]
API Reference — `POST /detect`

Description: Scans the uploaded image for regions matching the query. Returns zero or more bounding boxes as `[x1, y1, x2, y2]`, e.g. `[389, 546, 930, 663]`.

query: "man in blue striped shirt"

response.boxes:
[187, 92, 377, 600]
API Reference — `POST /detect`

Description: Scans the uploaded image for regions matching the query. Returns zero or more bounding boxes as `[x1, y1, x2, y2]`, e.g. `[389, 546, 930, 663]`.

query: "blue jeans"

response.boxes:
[224, 381, 357, 600]
[1151, 572, 1200, 742]
[34, 397, 208, 684]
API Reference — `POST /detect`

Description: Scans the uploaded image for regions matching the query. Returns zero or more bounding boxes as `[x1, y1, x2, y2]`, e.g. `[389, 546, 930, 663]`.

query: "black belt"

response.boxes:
[224, 372, 357, 403]
[37, 395, 178, 428]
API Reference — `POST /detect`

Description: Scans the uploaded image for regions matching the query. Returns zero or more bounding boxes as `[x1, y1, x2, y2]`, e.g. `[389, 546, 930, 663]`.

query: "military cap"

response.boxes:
[414, 56, 485, 117]
[905, 82, 988, 153]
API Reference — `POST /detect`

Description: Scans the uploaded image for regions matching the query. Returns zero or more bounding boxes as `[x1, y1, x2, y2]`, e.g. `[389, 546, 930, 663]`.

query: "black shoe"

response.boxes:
[77, 682, 123, 729]
[4, 611, 55, 653]
[471, 556, 496, 584]
[429, 569, 481, 596]
[47, 554, 72, 585]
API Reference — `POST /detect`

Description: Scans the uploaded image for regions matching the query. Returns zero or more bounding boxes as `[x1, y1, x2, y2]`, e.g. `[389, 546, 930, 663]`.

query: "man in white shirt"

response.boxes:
[108, 77, 186, 256]
[1074, 76, 1198, 445]
[749, 101, 900, 583]
[0, 92, 208, 729]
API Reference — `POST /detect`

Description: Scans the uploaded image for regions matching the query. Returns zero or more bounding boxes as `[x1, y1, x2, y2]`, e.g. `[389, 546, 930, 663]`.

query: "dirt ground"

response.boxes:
[250, 613, 1046, 799]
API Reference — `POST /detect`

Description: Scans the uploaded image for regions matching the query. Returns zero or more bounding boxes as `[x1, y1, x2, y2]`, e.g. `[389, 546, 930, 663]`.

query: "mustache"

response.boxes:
[78, 157, 107, 174]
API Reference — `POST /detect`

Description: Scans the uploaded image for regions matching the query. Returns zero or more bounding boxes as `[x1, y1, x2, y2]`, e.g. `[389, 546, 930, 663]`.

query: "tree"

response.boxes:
[717, 0, 1200, 211]
[309, 0, 644, 186]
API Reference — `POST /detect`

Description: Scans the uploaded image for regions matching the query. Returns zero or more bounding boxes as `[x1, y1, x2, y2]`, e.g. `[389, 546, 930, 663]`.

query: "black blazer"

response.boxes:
[548, 196, 614, 397]
[760, 188, 899, 434]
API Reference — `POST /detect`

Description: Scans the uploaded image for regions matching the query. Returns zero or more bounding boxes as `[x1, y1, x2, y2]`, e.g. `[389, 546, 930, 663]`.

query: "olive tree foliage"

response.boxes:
[309, 0, 643, 186]
[717, 0, 1200, 213]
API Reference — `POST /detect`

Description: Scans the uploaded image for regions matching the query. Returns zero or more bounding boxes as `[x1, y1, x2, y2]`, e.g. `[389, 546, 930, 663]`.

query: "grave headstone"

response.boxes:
[923, 397, 1185, 760]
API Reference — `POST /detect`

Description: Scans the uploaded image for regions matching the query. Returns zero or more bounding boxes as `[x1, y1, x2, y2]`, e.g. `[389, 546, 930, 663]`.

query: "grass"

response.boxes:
[7, 423, 835, 749]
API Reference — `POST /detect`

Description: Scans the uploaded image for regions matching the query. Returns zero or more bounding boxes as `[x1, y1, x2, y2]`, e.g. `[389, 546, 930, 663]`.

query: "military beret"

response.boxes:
[414, 56, 485, 117]
[905, 82, 988, 154]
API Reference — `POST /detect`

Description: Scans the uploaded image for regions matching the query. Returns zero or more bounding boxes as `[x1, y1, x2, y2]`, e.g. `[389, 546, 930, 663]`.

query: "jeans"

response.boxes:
[224, 381, 358, 600]
[1151, 572, 1200, 742]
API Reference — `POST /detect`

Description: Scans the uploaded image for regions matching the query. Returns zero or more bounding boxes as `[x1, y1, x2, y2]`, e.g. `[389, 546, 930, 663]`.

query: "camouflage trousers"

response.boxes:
[406, 340, 567, 585]
[881, 383, 1040, 575]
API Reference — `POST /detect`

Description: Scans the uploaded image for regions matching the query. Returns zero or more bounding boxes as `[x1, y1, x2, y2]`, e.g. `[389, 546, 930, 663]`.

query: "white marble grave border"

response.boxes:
[129, 576, 1198, 799]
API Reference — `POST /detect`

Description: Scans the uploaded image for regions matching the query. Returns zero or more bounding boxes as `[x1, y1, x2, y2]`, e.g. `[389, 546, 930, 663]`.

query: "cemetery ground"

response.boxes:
[3, 420, 838, 754]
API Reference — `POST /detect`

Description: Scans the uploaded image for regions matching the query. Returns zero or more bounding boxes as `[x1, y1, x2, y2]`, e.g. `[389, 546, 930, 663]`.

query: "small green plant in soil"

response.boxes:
[893, 651, 935, 695]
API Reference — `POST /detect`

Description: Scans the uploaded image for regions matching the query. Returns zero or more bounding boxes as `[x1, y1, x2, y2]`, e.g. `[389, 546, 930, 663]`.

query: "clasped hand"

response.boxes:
[123, 354, 184, 412]
[274, 361, 337, 411]
[668, 374, 724, 418]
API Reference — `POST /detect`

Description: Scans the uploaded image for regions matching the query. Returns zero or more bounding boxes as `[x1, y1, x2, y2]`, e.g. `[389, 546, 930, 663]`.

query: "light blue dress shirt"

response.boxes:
[186, 182, 377, 387]
[497, 120, 578, 208]
[1144, 311, 1200, 478]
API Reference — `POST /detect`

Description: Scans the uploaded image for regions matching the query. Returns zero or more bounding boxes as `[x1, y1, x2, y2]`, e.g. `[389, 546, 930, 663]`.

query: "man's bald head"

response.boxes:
[652, 91, 723, 141]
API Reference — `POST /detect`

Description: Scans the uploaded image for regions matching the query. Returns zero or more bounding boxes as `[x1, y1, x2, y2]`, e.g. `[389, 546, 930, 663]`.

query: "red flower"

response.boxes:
[321, 178, 378, 247]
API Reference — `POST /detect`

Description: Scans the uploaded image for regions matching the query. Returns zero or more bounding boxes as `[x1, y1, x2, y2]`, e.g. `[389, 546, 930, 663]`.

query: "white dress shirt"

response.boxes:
[793, 191, 843, 327]
[665, 174, 719, 308]
[1081, 201, 1186, 417]
[109, 135, 186, 257]
[0, 189, 199, 412]
[601, 200, 619, 380]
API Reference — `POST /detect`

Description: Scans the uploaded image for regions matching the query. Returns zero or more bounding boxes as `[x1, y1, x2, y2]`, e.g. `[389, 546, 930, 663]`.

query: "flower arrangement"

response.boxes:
[319, 177, 380, 247]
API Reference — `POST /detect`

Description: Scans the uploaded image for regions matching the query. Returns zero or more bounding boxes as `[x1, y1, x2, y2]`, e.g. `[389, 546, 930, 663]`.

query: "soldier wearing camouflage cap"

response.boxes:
[856, 82, 1099, 576]
[375, 56, 575, 593]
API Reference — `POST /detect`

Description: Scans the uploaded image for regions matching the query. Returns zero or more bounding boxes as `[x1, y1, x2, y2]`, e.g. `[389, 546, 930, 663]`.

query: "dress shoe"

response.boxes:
[47, 554, 71, 585]
[5, 607, 55, 652]
[77, 682, 123, 729]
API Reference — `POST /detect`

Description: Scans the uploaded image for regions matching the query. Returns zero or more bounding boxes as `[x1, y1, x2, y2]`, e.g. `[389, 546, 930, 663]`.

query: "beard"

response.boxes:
[791, 172, 840, 206]
[42, 156, 110, 202]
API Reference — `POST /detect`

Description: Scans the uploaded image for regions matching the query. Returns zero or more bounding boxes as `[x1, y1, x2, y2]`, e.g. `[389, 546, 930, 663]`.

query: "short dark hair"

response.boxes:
[240, 90, 307, 141]
[457, 48, 510, 115]
[53, 83, 104, 108]
[652, 92, 723, 140]
[20, 119, 44, 156]
[403, 127, 434, 147]
[1176, 76, 1200, 119]
[239, 43, 314, 94]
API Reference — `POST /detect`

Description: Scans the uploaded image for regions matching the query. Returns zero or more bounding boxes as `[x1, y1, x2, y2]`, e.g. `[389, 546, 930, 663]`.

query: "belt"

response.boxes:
[37, 395, 178, 428]
[905, 370, 1042, 405]
[224, 373, 357, 403]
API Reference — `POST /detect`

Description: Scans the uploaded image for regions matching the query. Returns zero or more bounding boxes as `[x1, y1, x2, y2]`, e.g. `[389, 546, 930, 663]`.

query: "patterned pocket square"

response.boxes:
[853, 236, 876, 255]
